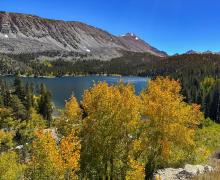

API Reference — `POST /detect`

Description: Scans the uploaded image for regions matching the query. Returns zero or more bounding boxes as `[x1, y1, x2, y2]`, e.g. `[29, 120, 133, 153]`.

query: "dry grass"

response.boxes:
[194, 160, 220, 180]
[193, 171, 220, 180]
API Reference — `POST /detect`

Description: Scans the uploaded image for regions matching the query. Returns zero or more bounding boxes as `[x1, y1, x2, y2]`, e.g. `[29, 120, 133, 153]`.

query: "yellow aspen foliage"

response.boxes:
[126, 158, 145, 180]
[81, 82, 142, 179]
[0, 108, 20, 131]
[27, 129, 81, 180]
[0, 108, 12, 119]
[27, 130, 64, 180]
[0, 130, 14, 152]
[0, 130, 24, 180]
[60, 133, 81, 180]
[57, 96, 82, 136]
[141, 77, 204, 177]
[64, 96, 81, 120]
[0, 151, 25, 180]
[27, 108, 46, 129]
[16, 108, 46, 147]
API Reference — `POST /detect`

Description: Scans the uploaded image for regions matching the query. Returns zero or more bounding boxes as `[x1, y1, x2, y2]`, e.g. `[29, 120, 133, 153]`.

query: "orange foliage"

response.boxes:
[60, 133, 81, 179]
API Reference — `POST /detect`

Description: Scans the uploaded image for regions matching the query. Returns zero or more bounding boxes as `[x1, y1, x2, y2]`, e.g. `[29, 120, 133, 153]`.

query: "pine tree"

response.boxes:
[9, 95, 27, 120]
[14, 77, 25, 103]
[24, 83, 34, 117]
[38, 84, 53, 126]
[0, 95, 3, 107]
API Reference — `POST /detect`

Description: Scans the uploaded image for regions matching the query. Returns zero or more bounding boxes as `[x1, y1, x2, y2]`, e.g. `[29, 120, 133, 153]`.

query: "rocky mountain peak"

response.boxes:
[124, 32, 136, 37]
[122, 32, 140, 40]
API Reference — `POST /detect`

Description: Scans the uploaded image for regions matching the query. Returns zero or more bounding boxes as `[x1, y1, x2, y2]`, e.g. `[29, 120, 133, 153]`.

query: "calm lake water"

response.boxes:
[0, 76, 150, 108]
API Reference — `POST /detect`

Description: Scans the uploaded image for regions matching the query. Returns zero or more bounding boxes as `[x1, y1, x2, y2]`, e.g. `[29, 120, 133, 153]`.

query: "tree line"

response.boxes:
[158, 54, 220, 123]
[0, 51, 161, 76]
[2, 52, 220, 123]
[0, 77, 53, 125]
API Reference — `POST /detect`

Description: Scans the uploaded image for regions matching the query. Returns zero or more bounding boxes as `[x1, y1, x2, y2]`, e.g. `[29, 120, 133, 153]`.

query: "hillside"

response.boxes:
[0, 11, 167, 60]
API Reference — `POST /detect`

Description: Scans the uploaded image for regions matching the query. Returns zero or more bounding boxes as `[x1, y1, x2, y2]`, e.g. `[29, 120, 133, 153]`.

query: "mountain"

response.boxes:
[185, 50, 199, 54]
[0, 11, 167, 60]
[185, 50, 219, 55]
[118, 33, 167, 57]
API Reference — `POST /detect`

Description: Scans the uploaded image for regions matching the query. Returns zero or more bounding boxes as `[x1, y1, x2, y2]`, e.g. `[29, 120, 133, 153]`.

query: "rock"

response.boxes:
[204, 165, 214, 173]
[15, 145, 23, 150]
[0, 11, 167, 59]
[154, 164, 214, 180]
[184, 164, 206, 175]
[154, 168, 184, 180]
[176, 170, 193, 179]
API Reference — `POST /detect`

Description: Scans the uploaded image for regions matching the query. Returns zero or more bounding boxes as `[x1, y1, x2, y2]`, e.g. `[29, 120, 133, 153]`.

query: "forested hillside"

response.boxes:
[0, 51, 161, 76]
[2, 52, 220, 123]
[160, 54, 220, 123]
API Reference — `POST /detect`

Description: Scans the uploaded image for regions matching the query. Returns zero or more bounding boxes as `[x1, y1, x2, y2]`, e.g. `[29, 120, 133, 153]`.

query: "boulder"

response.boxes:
[154, 164, 213, 180]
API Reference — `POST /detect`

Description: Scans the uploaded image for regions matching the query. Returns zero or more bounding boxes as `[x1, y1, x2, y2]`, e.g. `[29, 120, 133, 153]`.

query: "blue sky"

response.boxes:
[0, 0, 220, 55]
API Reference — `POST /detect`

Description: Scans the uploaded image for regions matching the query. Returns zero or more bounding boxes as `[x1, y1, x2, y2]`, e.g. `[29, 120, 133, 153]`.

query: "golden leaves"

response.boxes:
[126, 157, 145, 180]
[56, 96, 82, 136]
[60, 133, 81, 179]
[141, 76, 204, 167]
[64, 96, 81, 120]
[80, 82, 142, 178]
[29, 130, 81, 179]
[28, 77, 206, 178]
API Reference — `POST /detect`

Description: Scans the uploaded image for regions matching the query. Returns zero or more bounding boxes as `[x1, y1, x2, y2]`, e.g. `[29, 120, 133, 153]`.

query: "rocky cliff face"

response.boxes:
[0, 11, 167, 60]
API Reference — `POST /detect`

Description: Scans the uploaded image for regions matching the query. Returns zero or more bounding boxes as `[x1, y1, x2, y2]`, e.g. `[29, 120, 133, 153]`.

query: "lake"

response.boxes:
[0, 76, 150, 108]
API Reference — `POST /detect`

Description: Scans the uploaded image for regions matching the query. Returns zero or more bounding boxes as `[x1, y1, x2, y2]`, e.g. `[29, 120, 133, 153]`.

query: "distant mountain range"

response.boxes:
[184, 50, 220, 55]
[0, 11, 167, 60]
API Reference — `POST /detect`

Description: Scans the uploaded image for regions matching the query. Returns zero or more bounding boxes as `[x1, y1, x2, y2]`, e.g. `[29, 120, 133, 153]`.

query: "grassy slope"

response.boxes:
[194, 121, 220, 179]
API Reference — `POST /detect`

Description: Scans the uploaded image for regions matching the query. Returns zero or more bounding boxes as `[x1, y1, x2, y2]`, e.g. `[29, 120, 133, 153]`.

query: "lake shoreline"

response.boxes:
[0, 73, 150, 79]
[1, 75, 149, 108]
